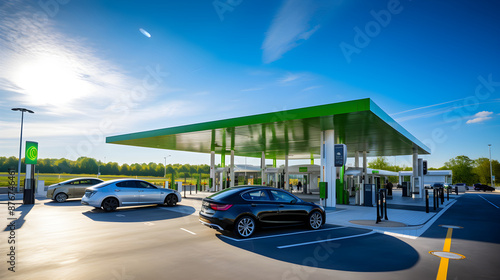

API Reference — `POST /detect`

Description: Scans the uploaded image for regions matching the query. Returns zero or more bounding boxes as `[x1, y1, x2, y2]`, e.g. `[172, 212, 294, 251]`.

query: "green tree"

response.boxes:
[55, 158, 73, 174]
[178, 165, 190, 183]
[474, 158, 491, 184]
[444, 155, 478, 185]
[368, 157, 391, 170]
[120, 164, 130, 175]
[78, 157, 98, 174]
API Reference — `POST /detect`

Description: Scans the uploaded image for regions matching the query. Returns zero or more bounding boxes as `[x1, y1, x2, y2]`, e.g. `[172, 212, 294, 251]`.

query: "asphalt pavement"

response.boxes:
[1, 191, 499, 279]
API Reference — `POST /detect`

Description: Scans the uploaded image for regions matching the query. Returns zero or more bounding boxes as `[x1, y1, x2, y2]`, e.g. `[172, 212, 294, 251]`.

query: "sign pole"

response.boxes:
[23, 141, 38, 205]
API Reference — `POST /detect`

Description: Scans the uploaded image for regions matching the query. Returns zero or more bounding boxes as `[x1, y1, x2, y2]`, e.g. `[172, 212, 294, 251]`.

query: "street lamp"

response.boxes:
[12, 108, 35, 192]
[489, 144, 493, 187]
[164, 155, 171, 177]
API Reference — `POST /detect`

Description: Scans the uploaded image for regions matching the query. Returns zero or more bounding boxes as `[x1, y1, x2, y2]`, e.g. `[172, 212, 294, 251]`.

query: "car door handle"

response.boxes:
[279, 204, 285, 207]
[251, 204, 256, 207]
[114, 189, 120, 192]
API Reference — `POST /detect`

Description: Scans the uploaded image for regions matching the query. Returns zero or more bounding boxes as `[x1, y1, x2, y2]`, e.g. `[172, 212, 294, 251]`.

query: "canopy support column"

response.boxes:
[261, 152, 266, 186]
[320, 130, 336, 208]
[285, 155, 289, 191]
[413, 150, 420, 198]
[361, 151, 367, 205]
[230, 150, 235, 188]
[210, 151, 215, 191]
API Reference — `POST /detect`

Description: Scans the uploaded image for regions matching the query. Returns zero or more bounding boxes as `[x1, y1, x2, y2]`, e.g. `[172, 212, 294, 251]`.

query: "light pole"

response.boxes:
[164, 155, 171, 177]
[489, 144, 493, 187]
[12, 108, 35, 192]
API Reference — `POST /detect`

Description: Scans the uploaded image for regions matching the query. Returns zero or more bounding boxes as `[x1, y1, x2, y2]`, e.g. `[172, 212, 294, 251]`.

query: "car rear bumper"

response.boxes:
[81, 196, 101, 207]
[199, 219, 224, 230]
[199, 214, 232, 231]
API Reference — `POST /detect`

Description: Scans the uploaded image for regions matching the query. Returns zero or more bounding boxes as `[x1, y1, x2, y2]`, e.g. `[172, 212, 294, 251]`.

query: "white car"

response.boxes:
[81, 179, 182, 211]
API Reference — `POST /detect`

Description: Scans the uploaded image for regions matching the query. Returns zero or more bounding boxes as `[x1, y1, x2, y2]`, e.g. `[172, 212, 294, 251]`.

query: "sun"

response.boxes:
[13, 54, 92, 106]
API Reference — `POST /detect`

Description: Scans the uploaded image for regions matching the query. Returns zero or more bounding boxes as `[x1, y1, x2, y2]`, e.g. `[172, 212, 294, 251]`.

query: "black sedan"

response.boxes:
[474, 183, 495, 192]
[199, 186, 326, 238]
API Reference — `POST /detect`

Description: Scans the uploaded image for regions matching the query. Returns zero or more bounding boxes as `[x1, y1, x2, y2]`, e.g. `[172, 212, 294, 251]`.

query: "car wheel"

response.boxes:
[308, 211, 323, 230]
[55, 193, 68, 203]
[101, 198, 119, 212]
[165, 194, 178, 206]
[234, 216, 256, 238]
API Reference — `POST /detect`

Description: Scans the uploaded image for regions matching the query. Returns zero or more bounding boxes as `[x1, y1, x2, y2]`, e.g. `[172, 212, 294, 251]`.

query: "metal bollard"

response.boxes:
[437, 189, 440, 206]
[441, 188, 445, 204]
[433, 188, 437, 210]
[384, 190, 388, 220]
[447, 187, 449, 201]
[455, 186, 458, 195]
[376, 190, 381, 223]
[380, 190, 385, 220]
[425, 190, 429, 213]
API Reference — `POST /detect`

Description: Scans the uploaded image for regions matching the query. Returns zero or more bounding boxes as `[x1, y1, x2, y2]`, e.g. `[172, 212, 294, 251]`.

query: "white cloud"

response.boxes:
[280, 73, 301, 83]
[302, 85, 321, 91]
[466, 111, 494, 124]
[241, 87, 264, 92]
[262, 0, 323, 63]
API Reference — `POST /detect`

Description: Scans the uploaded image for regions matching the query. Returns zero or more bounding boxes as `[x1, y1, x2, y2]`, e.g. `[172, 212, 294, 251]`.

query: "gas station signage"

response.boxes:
[334, 144, 347, 167]
[25, 141, 38, 165]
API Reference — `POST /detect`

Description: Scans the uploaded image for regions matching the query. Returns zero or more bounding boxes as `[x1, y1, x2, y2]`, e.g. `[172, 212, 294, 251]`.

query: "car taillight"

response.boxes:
[210, 203, 233, 211]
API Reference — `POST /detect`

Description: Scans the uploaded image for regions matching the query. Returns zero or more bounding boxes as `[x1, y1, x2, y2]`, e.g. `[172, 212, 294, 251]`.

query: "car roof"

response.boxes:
[60, 177, 104, 183]
[97, 178, 154, 184]
[229, 185, 284, 191]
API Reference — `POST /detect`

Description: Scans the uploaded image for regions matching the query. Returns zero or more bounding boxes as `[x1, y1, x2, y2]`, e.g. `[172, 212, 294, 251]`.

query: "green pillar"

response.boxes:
[170, 172, 175, 190]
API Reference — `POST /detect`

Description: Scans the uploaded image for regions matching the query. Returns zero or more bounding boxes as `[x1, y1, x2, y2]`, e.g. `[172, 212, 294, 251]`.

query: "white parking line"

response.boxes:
[181, 228, 197, 235]
[377, 231, 418, 240]
[220, 227, 347, 242]
[479, 195, 499, 209]
[277, 231, 376, 249]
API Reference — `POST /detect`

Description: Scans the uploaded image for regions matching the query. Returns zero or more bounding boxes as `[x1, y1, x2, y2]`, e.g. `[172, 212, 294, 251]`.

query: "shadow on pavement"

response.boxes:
[43, 200, 84, 206]
[82, 204, 196, 223]
[217, 225, 420, 272]
[4, 204, 34, 231]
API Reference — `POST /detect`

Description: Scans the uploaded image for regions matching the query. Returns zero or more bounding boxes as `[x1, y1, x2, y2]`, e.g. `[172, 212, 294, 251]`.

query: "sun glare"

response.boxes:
[13, 55, 93, 106]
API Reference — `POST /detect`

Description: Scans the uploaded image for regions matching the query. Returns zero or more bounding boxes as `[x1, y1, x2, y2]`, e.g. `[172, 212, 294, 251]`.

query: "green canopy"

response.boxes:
[106, 98, 430, 160]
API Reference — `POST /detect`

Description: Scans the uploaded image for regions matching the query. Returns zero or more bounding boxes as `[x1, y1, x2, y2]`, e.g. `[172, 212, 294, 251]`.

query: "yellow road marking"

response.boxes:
[436, 228, 453, 280]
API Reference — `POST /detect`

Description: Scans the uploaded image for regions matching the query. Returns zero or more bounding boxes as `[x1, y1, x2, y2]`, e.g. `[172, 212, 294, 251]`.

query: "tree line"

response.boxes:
[0, 156, 211, 179]
[368, 155, 499, 186]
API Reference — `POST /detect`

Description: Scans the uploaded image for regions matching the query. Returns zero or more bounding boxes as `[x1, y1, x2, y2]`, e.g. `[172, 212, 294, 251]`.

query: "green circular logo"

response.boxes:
[27, 145, 38, 161]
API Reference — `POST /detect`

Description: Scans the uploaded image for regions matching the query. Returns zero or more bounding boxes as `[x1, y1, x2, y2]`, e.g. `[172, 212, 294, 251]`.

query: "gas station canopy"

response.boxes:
[106, 98, 430, 159]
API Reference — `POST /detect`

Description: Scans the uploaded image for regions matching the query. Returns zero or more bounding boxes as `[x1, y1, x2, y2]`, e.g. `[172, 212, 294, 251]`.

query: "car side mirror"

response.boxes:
[290, 198, 297, 204]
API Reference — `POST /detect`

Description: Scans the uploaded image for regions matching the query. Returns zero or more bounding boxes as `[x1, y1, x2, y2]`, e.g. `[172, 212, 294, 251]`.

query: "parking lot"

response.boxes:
[2, 193, 500, 280]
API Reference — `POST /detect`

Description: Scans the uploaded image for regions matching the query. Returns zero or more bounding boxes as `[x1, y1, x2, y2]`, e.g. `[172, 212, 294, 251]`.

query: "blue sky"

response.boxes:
[1, 0, 499, 169]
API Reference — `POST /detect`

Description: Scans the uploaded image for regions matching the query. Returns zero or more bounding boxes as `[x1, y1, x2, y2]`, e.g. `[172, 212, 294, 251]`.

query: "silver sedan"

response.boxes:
[81, 179, 182, 211]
